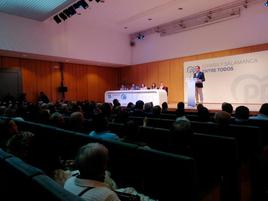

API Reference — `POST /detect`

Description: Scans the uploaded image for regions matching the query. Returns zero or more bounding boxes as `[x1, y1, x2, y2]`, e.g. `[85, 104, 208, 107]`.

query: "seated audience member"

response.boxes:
[50, 112, 65, 128]
[140, 83, 147, 90]
[130, 84, 139, 90]
[169, 116, 193, 156]
[120, 84, 127, 91]
[197, 106, 211, 122]
[144, 102, 153, 116]
[152, 105, 161, 118]
[250, 103, 268, 120]
[176, 102, 185, 117]
[214, 111, 231, 127]
[3, 93, 15, 104]
[69, 112, 85, 132]
[17, 92, 27, 104]
[161, 102, 168, 113]
[0, 118, 19, 150]
[126, 102, 135, 112]
[101, 103, 112, 118]
[234, 106, 250, 123]
[151, 83, 157, 89]
[64, 143, 121, 201]
[6, 131, 35, 162]
[221, 102, 233, 115]
[38, 91, 50, 104]
[112, 99, 121, 111]
[122, 120, 148, 148]
[132, 100, 145, 117]
[38, 108, 50, 124]
[159, 82, 168, 94]
[112, 109, 128, 124]
[89, 113, 120, 140]
[196, 103, 204, 111]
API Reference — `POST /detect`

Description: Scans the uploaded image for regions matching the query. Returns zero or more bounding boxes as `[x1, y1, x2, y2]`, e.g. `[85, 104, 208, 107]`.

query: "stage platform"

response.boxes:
[168, 102, 261, 115]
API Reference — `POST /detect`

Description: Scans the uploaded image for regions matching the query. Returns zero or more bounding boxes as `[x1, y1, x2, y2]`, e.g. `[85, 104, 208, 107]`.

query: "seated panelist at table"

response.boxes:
[120, 84, 127, 90]
[130, 83, 140, 90]
[140, 83, 148, 90]
[151, 83, 157, 89]
[159, 82, 168, 94]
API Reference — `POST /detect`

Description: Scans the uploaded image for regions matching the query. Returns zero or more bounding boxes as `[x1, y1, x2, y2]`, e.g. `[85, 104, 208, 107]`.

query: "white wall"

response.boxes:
[131, 3, 268, 65]
[0, 12, 131, 65]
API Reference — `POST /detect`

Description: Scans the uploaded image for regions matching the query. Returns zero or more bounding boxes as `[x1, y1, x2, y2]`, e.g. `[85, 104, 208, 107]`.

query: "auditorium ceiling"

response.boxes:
[0, 0, 247, 32]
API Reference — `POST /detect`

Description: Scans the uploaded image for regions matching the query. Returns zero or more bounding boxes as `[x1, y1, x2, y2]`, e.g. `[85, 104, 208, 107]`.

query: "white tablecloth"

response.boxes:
[104, 89, 168, 106]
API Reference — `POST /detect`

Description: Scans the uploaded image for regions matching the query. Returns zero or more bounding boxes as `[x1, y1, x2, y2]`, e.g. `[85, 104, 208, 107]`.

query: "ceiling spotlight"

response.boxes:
[53, 15, 61, 24]
[63, 6, 77, 17]
[137, 33, 145, 40]
[73, 0, 89, 9]
[59, 12, 68, 21]
[265, 0, 268, 7]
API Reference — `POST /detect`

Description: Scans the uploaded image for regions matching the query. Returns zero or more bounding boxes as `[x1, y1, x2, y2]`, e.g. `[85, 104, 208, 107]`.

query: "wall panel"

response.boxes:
[0, 56, 119, 102]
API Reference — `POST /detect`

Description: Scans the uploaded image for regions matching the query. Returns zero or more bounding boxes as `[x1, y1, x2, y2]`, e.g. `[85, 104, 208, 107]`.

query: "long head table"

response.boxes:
[104, 89, 168, 106]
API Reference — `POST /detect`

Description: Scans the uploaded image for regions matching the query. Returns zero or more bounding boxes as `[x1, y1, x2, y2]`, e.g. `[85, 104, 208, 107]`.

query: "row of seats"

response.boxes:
[0, 149, 84, 201]
[13, 119, 198, 201]
[3, 116, 262, 201]
[127, 116, 263, 160]
[109, 122, 240, 200]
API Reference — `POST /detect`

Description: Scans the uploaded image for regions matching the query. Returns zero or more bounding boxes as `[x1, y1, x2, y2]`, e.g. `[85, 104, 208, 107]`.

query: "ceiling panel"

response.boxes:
[0, 0, 76, 21]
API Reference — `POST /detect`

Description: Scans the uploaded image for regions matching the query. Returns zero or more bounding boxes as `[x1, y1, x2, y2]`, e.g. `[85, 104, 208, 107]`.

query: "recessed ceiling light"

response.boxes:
[178, 7, 183, 10]
[148, 18, 152, 21]
[124, 27, 128, 29]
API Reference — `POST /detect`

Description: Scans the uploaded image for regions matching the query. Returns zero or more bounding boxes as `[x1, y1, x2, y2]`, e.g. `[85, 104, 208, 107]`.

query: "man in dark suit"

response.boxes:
[193, 66, 205, 104]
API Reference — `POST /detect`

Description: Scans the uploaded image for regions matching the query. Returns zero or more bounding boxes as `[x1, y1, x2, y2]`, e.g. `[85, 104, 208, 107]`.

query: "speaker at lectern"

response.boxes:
[187, 78, 196, 107]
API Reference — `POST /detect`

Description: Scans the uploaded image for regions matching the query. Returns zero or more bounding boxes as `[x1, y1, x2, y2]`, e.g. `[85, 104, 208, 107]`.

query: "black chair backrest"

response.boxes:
[135, 147, 198, 201]
[160, 113, 176, 119]
[138, 126, 170, 151]
[128, 116, 144, 125]
[146, 118, 174, 129]
[0, 149, 84, 201]
[190, 121, 262, 161]
[108, 122, 125, 138]
[0, 148, 12, 160]
[192, 133, 239, 201]
[32, 174, 85, 201]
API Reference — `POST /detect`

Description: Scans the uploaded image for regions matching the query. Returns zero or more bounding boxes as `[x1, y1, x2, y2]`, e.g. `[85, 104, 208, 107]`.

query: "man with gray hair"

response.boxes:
[168, 116, 193, 155]
[64, 143, 120, 201]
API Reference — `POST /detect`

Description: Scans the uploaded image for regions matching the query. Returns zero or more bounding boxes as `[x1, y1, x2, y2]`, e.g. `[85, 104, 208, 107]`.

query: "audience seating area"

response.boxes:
[12, 119, 198, 201]
[0, 148, 84, 201]
[1, 104, 268, 201]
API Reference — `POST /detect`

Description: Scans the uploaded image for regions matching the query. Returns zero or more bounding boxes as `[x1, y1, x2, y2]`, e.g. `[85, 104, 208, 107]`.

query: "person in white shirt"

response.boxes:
[140, 83, 147, 90]
[64, 143, 120, 201]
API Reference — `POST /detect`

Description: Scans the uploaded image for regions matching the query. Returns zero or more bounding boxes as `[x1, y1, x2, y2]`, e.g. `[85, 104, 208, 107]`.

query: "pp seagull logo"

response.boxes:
[231, 74, 268, 101]
[186, 66, 195, 74]
[121, 93, 127, 100]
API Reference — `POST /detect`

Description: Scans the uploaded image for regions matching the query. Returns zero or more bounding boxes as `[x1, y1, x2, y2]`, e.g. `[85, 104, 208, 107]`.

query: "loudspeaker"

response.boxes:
[53, 15, 61, 24]
[59, 12, 67, 21]
[58, 86, 68, 92]
[63, 6, 76, 17]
